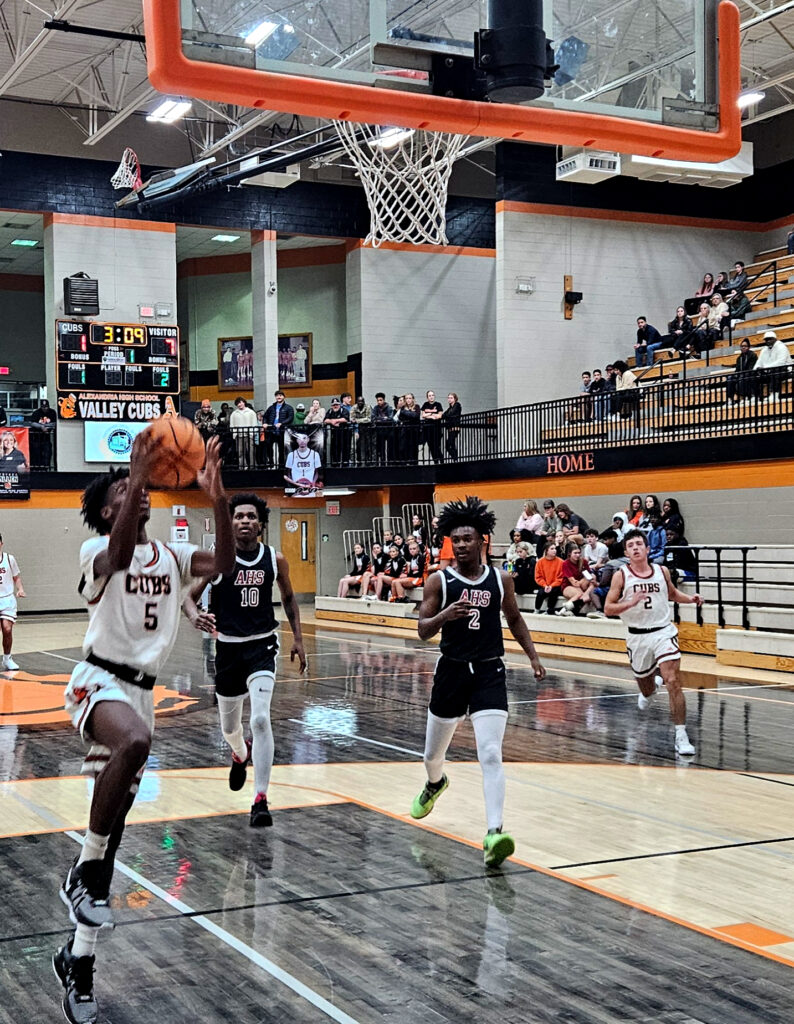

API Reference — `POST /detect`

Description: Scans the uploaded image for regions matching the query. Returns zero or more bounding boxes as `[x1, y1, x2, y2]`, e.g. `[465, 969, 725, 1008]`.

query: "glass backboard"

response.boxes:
[143, 0, 741, 161]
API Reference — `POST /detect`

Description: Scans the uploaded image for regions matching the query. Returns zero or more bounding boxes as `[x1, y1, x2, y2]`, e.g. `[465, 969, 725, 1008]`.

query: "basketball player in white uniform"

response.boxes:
[183, 492, 307, 827]
[284, 432, 322, 494]
[0, 534, 25, 670]
[53, 434, 234, 1024]
[605, 528, 703, 757]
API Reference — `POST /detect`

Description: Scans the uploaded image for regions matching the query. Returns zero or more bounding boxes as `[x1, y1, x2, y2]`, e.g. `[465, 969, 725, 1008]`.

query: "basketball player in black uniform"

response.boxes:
[411, 496, 546, 867]
[184, 493, 306, 826]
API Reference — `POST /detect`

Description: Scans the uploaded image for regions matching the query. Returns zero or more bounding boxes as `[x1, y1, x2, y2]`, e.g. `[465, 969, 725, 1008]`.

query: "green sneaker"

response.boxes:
[410, 775, 449, 819]
[483, 830, 515, 868]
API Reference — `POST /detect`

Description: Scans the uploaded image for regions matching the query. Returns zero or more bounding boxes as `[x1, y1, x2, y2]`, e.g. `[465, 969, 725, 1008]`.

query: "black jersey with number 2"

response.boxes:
[439, 565, 504, 661]
[210, 543, 278, 639]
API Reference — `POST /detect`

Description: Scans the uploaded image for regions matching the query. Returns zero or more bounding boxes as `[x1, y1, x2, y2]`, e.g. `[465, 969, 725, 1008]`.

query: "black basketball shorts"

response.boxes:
[429, 655, 508, 719]
[214, 634, 279, 698]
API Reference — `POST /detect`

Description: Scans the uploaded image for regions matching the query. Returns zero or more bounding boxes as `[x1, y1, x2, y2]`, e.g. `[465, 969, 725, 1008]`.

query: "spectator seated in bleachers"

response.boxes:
[593, 536, 629, 615]
[684, 272, 715, 315]
[714, 270, 729, 295]
[634, 317, 663, 367]
[409, 513, 428, 548]
[626, 495, 643, 525]
[665, 307, 694, 355]
[392, 533, 406, 556]
[358, 543, 387, 599]
[726, 338, 759, 405]
[710, 292, 730, 336]
[337, 543, 370, 598]
[515, 499, 543, 544]
[661, 498, 685, 536]
[689, 302, 720, 356]
[582, 528, 608, 569]
[374, 545, 407, 601]
[725, 261, 748, 301]
[612, 511, 630, 540]
[755, 331, 793, 404]
[646, 511, 666, 564]
[534, 541, 564, 615]
[504, 530, 523, 566]
[664, 527, 697, 583]
[556, 502, 589, 544]
[637, 494, 662, 532]
[388, 539, 428, 602]
[509, 542, 536, 595]
[558, 541, 603, 618]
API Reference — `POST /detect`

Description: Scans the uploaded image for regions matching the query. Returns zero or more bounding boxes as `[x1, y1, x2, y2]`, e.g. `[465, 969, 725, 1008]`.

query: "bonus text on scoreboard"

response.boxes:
[56, 320, 180, 420]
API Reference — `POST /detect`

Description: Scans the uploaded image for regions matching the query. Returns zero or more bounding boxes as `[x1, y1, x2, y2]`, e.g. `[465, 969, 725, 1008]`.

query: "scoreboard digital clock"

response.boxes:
[56, 319, 180, 394]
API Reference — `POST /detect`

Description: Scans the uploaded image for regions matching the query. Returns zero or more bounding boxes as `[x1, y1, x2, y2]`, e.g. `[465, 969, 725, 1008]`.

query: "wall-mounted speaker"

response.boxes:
[64, 273, 99, 316]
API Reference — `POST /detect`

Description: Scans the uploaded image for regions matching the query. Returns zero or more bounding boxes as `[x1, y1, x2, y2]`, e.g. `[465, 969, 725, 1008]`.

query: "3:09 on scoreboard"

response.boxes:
[56, 319, 180, 395]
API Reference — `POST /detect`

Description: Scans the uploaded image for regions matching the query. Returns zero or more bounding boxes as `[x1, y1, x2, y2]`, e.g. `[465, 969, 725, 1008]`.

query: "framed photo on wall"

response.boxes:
[278, 333, 312, 389]
[218, 336, 254, 392]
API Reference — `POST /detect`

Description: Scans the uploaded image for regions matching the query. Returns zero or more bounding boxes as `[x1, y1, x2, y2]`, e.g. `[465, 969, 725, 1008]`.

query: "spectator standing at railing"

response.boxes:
[755, 331, 793, 403]
[612, 360, 640, 421]
[515, 499, 543, 544]
[421, 390, 444, 463]
[441, 392, 462, 461]
[263, 390, 295, 467]
[293, 403, 307, 427]
[349, 396, 372, 465]
[634, 317, 663, 367]
[399, 393, 422, 464]
[30, 398, 56, 469]
[589, 369, 607, 421]
[726, 338, 758, 405]
[324, 398, 350, 466]
[194, 399, 218, 442]
[371, 393, 394, 464]
[604, 364, 619, 415]
[230, 396, 257, 470]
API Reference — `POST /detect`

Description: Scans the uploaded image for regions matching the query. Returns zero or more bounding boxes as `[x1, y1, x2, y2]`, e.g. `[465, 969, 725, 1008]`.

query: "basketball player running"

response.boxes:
[0, 533, 25, 670]
[604, 528, 702, 757]
[411, 497, 546, 868]
[54, 434, 234, 1024]
[184, 493, 307, 827]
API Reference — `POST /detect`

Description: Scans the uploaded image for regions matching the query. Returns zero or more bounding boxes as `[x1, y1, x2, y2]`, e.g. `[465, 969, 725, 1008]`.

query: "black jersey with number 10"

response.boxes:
[210, 543, 278, 639]
[439, 565, 504, 661]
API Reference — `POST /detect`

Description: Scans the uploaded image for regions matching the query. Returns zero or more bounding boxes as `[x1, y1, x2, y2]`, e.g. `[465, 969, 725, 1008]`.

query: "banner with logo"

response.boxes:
[58, 392, 177, 421]
[84, 421, 149, 463]
[0, 426, 30, 499]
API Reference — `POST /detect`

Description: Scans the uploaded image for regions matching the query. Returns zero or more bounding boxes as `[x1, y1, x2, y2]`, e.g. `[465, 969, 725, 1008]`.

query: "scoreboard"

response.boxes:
[56, 320, 180, 394]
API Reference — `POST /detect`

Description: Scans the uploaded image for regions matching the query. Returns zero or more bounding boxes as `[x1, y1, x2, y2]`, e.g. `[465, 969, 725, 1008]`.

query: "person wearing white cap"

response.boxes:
[755, 330, 792, 403]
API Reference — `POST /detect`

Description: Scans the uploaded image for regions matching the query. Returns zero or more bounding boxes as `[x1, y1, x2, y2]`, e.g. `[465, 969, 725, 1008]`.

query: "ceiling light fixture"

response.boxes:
[11, 239, 38, 247]
[211, 234, 241, 243]
[372, 127, 415, 150]
[244, 20, 279, 47]
[738, 90, 765, 109]
[146, 98, 192, 123]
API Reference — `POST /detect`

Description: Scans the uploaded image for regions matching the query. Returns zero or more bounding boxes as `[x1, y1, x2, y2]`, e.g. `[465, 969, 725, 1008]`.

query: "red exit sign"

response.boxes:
[0, 367, 9, 375]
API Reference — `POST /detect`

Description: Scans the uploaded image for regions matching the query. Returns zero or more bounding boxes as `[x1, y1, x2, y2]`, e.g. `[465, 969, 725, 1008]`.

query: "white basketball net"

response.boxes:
[332, 123, 468, 247]
[110, 147, 143, 191]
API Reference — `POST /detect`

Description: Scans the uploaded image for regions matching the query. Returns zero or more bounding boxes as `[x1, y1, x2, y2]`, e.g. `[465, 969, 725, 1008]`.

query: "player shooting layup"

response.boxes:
[184, 493, 307, 827]
[411, 497, 546, 868]
[54, 434, 233, 1024]
[604, 528, 703, 757]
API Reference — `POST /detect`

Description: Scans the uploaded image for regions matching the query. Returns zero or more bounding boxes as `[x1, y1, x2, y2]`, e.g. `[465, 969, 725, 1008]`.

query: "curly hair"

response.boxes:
[229, 492, 269, 528]
[81, 467, 130, 535]
[436, 495, 496, 539]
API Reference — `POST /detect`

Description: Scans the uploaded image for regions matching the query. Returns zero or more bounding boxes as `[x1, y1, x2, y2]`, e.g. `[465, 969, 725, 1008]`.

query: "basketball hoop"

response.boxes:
[332, 122, 467, 248]
[110, 147, 143, 191]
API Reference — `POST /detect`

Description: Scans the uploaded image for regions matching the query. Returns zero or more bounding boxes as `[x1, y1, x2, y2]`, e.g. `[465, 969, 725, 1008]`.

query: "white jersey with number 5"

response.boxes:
[79, 536, 197, 676]
[619, 562, 671, 629]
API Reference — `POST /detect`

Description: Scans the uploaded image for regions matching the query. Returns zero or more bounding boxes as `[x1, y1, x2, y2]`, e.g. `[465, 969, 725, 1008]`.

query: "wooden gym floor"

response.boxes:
[0, 614, 792, 1024]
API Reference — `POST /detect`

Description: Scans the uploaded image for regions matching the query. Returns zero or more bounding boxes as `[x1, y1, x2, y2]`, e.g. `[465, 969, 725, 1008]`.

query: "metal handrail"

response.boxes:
[668, 544, 757, 630]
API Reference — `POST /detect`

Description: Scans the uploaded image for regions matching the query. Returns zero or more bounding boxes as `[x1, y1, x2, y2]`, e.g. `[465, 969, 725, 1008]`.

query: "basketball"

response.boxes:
[142, 416, 206, 488]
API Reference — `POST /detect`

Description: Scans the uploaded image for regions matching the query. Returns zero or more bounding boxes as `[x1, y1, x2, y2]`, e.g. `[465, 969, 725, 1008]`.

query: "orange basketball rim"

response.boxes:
[142, 0, 742, 163]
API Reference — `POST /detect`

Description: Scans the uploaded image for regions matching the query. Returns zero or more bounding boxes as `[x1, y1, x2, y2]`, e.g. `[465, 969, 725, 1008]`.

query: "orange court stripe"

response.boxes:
[715, 923, 794, 946]
[43, 213, 175, 233]
[580, 874, 617, 881]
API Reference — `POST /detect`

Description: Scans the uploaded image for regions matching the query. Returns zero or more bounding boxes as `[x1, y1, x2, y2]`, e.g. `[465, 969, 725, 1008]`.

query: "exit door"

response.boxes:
[280, 512, 316, 594]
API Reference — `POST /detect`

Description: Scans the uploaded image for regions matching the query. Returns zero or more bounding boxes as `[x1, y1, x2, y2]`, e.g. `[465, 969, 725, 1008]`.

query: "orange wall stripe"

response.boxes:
[349, 239, 495, 258]
[43, 213, 175, 233]
[177, 253, 251, 278]
[434, 459, 794, 504]
[277, 245, 349, 269]
[0, 274, 44, 292]
[496, 200, 766, 233]
[251, 229, 277, 245]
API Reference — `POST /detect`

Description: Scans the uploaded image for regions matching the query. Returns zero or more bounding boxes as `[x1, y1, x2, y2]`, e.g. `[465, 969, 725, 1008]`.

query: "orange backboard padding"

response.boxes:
[143, 1, 741, 164]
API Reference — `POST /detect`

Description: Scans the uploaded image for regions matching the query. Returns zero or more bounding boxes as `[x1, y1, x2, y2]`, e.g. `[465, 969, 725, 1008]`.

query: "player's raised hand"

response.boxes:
[129, 427, 161, 487]
[291, 641, 308, 673]
[197, 436, 225, 500]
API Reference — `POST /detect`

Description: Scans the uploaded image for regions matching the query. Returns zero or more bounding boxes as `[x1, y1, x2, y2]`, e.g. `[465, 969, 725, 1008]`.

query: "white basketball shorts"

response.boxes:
[626, 622, 680, 678]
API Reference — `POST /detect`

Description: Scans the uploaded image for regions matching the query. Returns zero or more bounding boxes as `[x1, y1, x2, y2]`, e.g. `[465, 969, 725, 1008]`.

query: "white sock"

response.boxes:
[675, 724, 689, 739]
[249, 673, 275, 796]
[78, 829, 109, 865]
[217, 694, 248, 761]
[472, 710, 508, 831]
[423, 710, 461, 784]
[71, 923, 100, 959]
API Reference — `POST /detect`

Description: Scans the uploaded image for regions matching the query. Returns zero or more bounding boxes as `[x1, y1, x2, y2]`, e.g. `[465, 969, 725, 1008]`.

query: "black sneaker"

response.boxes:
[53, 937, 98, 1024]
[60, 859, 113, 930]
[250, 795, 273, 828]
[229, 739, 252, 792]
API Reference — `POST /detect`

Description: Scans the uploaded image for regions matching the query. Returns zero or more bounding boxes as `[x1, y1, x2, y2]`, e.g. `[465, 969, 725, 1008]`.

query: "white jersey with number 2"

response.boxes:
[0, 552, 20, 598]
[619, 562, 671, 629]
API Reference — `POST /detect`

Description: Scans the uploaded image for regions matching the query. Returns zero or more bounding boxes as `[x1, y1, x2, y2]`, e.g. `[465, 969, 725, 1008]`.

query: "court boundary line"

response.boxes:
[552, 834, 794, 869]
[65, 830, 364, 1024]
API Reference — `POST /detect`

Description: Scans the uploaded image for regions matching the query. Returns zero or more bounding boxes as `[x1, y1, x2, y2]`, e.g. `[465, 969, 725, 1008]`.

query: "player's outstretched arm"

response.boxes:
[98, 430, 160, 576]
[500, 570, 545, 680]
[192, 437, 235, 577]
[276, 553, 307, 672]
[12, 572, 25, 599]
[182, 577, 216, 633]
[663, 566, 703, 606]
